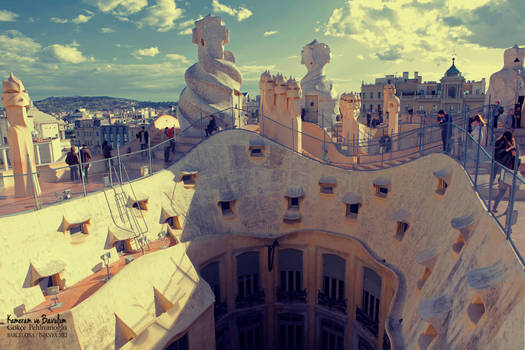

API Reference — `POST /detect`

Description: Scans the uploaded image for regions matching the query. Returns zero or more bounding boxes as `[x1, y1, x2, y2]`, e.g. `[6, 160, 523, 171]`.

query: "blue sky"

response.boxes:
[0, 0, 524, 101]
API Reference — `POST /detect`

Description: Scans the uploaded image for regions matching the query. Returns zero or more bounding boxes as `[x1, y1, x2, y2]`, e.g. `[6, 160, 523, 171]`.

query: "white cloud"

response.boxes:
[0, 30, 41, 64]
[50, 12, 93, 24]
[72, 13, 93, 24]
[86, 0, 148, 15]
[41, 44, 94, 63]
[263, 31, 278, 37]
[0, 10, 19, 22]
[137, 0, 183, 32]
[132, 46, 160, 59]
[178, 27, 192, 35]
[50, 17, 69, 24]
[165, 53, 189, 64]
[323, 0, 525, 65]
[239, 64, 275, 74]
[212, 0, 253, 21]
[101, 27, 115, 33]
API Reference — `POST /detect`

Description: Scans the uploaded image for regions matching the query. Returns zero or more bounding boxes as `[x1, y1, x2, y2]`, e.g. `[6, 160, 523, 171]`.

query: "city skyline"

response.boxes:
[0, 0, 524, 101]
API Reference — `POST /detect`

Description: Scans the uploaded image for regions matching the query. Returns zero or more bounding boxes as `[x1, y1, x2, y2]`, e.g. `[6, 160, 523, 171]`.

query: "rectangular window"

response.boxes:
[448, 86, 456, 99]
[278, 314, 304, 350]
[320, 320, 344, 350]
[238, 315, 262, 350]
[288, 197, 299, 209]
[370, 92, 374, 99]
[320, 185, 334, 194]
[346, 203, 360, 218]
[377, 92, 381, 99]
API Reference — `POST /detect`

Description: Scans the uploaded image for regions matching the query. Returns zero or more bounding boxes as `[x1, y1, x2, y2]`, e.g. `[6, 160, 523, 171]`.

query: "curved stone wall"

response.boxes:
[0, 129, 523, 349]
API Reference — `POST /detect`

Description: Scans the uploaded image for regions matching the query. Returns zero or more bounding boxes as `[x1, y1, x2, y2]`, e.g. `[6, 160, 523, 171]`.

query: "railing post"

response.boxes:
[487, 141, 495, 213]
[148, 136, 152, 175]
[505, 146, 520, 239]
[486, 97, 492, 147]
[322, 112, 326, 162]
[27, 153, 40, 210]
[474, 121, 482, 189]
[79, 151, 87, 196]
[231, 100, 235, 129]
[117, 144, 123, 184]
[108, 158, 113, 187]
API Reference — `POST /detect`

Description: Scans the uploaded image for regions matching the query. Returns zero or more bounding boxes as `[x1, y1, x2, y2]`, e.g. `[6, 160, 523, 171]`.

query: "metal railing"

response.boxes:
[1, 105, 523, 267]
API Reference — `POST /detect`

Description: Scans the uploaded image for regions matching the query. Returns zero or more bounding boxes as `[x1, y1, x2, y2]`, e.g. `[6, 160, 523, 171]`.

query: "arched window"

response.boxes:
[278, 249, 305, 302]
[319, 254, 346, 313]
[200, 262, 220, 302]
[236, 252, 262, 307]
[357, 267, 382, 336]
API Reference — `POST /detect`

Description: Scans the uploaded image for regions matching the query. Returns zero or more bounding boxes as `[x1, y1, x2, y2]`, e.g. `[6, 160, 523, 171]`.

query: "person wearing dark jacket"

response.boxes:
[80, 144, 92, 184]
[136, 127, 149, 159]
[492, 100, 504, 128]
[205, 116, 218, 137]
[65, 146, 80, 182]
[492, 131, 517, 213]
[437, 110, 452, 152]
[102, 141, 112, 171]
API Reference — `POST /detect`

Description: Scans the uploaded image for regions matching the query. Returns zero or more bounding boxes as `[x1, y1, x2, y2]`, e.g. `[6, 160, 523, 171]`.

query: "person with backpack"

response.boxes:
[65, 146, 80, 182]
[437, 110, 452, 152]
[167, 126, 176, 154]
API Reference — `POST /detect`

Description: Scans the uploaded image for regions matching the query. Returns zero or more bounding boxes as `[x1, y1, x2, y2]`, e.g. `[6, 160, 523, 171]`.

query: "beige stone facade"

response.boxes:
[361, 62, 486, 123]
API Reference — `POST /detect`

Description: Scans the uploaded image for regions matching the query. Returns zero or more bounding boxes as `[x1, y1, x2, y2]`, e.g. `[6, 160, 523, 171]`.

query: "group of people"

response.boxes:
[492, 100, 522, 130]
[65, 145, 92, 183]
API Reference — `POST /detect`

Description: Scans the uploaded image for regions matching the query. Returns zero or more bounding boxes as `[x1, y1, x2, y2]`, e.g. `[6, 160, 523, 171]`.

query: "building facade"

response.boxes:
[361, 60, 486, 122]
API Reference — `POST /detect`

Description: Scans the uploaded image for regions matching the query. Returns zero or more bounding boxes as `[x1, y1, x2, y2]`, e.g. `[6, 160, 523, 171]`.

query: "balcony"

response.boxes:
[235, 290, 265, 308]
[355, 306, 379, 337]
[276, 288, 307, 303]
[318, 291, 347, 314]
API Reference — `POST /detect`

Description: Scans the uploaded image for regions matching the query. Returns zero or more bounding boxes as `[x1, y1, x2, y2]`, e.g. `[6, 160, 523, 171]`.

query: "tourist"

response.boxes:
[515, 104, 522, 128]
[492, 100, 504, 128]
[437, 110, 452, 152]
[80, 144, 92, 184]
[206, 116, 218, 137]
[492, 131, 515, 183]
[65, 146, 80, 182]
[492, 131, 518, 213]
[164, 127, 171, 164]
[470, 114, 486, 145]
[167, 126, 176, 154]
[136, 126, 149, 159]
[102, 141, 112, 171]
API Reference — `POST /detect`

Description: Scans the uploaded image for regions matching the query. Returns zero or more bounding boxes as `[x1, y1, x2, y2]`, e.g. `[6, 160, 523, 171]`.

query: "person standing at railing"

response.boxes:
[437, 110, 452, 152]
[471, 114, 486, 145]
[492, 100, 504, 128]
[80, 144, 92, 184]
[163, 127, 172, 164]
[102, 141, 112, 171]
[167, 126, 176, 154]
[205, 116, 217, 137]
[65, 146, 80, 182]
[492, 132, 518, 213]
[136, 126, 149, 159]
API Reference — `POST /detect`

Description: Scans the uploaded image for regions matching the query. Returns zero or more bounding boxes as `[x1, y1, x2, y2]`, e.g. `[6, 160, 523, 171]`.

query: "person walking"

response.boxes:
[136, 126, 149, 159]
[492, 131, 518, 213]
[492, 100, 504, 128]
[65, 146, 80, 182]
[102, 140, 112, 171]
[80, 144, 92, 184]
[437, 110, 452, 152]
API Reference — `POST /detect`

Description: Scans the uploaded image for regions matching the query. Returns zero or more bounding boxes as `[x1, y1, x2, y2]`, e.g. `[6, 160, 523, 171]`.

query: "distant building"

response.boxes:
[74, 118, 107, 153]
[243, 94, 260, 122]
[100, 124, 130, 151]
[361, 59, 486, 121]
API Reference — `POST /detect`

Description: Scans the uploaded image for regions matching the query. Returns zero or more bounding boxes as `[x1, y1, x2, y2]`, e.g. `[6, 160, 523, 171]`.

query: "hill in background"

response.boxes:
[33, 96, 177, 114]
